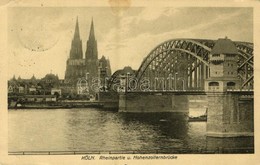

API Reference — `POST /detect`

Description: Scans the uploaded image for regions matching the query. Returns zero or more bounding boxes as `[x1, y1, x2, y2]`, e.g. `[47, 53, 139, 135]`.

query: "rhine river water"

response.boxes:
[9, 108, 207, 152]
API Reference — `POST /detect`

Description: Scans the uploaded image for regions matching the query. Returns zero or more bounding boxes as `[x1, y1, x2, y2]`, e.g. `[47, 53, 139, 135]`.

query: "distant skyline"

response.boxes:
[8, 7, 253, 79]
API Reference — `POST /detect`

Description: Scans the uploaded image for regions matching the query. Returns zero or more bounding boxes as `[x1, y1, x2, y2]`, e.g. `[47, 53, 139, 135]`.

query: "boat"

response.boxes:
[188, 114, 207, 122]
[188, 109, 207, 122]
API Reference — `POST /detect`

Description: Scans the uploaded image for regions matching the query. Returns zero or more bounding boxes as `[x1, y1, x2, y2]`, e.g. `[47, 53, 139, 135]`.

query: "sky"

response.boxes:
[8, 7, 253, 79]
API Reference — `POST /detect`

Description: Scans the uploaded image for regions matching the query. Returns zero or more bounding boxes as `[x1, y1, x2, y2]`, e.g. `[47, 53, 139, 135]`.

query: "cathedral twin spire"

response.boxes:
[65, 17, 99, 83]
[73, 17, 95, 41]
[65, 17, 111, 91]
[70, 17, 97, 60]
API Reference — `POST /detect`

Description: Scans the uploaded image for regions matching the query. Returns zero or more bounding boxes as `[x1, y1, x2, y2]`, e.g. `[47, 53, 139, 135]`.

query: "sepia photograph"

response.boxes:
[6, 6, 254, 155]
[1, 1, 259, 164]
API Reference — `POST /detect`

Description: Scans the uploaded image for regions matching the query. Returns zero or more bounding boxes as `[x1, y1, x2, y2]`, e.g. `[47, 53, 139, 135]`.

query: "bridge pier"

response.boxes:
[205, 38, 254, 138]
[206, 136, 254, 153]
[205, 91, 254, 152]
[206, 92, 254, 137]
[119, 92, 189, 113]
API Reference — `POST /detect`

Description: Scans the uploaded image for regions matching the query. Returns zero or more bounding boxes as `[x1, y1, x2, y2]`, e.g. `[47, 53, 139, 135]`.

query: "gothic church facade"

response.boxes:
[64, 17, 111, 95]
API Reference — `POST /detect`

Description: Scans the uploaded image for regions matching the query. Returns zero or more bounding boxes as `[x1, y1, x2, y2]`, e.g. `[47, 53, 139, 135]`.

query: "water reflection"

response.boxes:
[119, 113, 190, 150]
[64, 109, 120, 151]
[9, 109, 253, 153]
[120, 113, 188, 137]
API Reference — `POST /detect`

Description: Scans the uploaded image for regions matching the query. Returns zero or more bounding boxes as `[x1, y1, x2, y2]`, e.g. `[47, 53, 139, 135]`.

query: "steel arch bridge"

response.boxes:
[108, 38, 253, 91]
[132, 38, 253, 91]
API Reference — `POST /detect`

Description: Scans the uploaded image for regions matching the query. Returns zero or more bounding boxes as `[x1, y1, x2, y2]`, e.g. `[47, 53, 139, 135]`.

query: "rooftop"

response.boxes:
[211, 37, 238, 55]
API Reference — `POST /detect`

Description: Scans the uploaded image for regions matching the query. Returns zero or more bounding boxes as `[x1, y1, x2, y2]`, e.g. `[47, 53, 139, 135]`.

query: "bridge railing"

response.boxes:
[117, 89, 206, 93]
[226, 89, 254, 92]
[8, 147, 254, 155]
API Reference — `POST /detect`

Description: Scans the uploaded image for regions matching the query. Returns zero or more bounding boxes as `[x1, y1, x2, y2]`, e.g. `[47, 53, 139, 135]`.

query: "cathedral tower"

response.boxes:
[65, 17, 85, 82]
[85, 18, 99, 93]
[70, 17, 83, 59]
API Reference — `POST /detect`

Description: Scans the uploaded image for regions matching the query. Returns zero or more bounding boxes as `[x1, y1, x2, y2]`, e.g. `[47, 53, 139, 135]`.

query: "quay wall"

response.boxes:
[99, 92, 119, 109]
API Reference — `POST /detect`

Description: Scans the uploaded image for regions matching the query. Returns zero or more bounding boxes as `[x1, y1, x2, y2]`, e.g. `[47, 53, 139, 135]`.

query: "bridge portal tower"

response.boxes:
[205, 37, 241, 92]
[205, 38, 253, 137]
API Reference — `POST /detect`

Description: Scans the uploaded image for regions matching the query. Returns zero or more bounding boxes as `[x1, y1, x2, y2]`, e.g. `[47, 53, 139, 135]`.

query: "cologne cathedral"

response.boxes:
[64, 17, 111, 95]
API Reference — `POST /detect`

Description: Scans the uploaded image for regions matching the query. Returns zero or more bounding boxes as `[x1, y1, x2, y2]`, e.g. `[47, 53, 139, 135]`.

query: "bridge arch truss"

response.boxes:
[135, 39, 253, 90]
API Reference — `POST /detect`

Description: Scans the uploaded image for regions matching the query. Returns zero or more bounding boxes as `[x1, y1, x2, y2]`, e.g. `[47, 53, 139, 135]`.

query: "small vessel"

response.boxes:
[188, 109, 207, 122]
[188, 114, 207, 122]
[159, 119, 167, 122]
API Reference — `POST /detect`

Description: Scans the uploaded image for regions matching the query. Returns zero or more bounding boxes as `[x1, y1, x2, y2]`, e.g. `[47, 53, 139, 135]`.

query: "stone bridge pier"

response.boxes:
[204, 38, 254, 151]
[206, 91, 254, 137]
[119, 92, 189, 113]
[205, 91, 254, 152]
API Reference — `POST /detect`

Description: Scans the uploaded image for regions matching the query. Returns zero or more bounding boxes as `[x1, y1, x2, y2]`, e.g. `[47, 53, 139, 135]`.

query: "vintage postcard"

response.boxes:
[0, 0, 259, 164]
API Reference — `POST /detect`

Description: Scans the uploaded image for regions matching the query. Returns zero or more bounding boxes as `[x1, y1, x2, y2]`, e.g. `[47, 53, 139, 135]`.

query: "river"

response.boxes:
[8, 108, 253, 153]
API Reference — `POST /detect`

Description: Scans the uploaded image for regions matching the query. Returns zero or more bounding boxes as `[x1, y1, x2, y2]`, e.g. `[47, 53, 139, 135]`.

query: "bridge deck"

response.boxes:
[118, 89, 253, 95]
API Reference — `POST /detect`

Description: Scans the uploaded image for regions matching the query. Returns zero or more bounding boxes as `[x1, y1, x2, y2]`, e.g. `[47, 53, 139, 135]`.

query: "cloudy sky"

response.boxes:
[8, 7, 253, 79]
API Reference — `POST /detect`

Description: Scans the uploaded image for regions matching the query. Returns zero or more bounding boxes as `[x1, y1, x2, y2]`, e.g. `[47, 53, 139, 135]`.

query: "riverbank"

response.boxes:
[8, 100, 118, 110]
